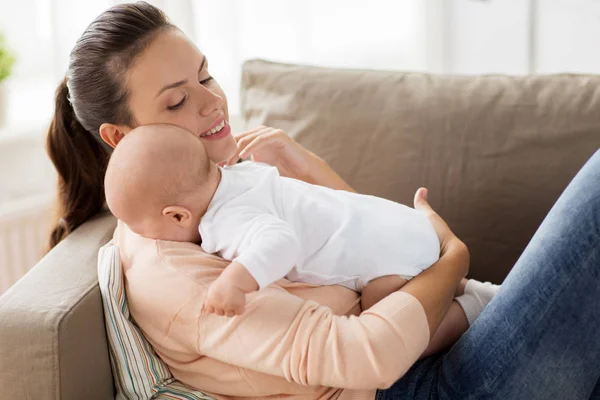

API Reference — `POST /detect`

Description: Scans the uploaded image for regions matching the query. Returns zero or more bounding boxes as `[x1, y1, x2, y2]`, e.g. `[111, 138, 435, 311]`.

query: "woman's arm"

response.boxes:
[300, 151, 356, 192]
[197, 240, 465, 390]
[406, 187, 469, 337]
[402, 239, 468, 339]
[196, 189, 467, 390]
[227, 126, 356, 192]
[198, 282, 430, 390]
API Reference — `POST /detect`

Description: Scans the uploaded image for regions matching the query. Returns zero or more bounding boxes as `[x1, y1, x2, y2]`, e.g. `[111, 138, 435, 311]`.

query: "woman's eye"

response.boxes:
[167, 96, 186, 111]
[200, 76, 214, 85]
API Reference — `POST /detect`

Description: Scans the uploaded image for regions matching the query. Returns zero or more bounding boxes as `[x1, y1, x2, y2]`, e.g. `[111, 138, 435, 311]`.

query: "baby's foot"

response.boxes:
[455, 280, 501, 325]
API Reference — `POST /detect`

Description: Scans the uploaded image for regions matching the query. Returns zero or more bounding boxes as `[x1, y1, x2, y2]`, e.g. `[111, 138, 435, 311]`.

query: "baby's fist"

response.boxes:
[204, 281, 246, 317]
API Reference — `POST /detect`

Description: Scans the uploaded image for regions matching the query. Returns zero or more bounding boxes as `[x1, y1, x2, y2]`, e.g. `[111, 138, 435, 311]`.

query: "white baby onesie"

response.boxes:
[199, 162, 440, 291]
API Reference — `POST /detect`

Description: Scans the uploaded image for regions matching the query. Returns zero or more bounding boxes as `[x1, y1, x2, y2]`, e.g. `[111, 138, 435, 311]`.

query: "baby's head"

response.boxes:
[105, 124, 218, 242]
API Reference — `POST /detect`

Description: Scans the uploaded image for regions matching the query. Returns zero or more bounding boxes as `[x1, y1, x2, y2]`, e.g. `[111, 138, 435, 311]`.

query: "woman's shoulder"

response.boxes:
[114, 220, 228, 286]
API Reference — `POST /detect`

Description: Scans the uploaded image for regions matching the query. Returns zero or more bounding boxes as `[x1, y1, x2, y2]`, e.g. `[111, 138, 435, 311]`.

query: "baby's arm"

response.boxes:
[203, 213, 302, 316]
[204, 261, 258, 317]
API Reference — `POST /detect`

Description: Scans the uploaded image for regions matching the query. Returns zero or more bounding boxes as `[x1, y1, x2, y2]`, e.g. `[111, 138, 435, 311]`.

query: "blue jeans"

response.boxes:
[377, 150, 600, 400]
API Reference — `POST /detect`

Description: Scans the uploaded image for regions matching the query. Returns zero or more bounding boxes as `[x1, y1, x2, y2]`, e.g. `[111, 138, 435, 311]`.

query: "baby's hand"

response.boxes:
[204, 280, 247, 317]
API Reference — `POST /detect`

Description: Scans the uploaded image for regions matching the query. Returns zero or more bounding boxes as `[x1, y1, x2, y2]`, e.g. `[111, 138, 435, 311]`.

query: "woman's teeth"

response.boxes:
[201, 120, 225, 137]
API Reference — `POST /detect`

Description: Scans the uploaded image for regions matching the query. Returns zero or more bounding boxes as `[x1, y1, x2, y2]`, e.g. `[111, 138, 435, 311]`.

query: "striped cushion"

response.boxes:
[98, 241, 215, 400]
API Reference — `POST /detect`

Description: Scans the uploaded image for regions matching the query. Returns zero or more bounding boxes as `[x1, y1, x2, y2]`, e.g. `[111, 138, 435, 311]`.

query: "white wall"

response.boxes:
[535, 0, 600, 74]
[446, 0, 532, 75]
[195, 0, 434, 115]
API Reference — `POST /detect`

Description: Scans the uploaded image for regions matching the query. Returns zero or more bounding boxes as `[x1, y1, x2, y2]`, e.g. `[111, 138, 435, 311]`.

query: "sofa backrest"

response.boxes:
[241, 60, 600, 283]
[0, 211, 117, 400]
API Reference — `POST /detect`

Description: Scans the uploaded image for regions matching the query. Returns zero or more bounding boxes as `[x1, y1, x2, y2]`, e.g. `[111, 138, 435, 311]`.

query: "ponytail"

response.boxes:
[44, 2, 172, 249]
[46, 78, 110, 249]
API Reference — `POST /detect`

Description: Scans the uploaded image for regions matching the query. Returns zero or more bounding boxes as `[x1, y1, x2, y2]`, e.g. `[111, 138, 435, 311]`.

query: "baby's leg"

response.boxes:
[421, 279, 501, 358]
[361, 275, 410, 310]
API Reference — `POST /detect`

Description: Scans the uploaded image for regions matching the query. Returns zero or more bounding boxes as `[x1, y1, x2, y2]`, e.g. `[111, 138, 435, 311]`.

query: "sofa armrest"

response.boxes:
[0, 211, 117, 400]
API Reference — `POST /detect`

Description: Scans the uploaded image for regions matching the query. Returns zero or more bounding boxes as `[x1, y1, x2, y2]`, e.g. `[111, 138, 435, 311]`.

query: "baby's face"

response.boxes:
[105, 123, 217, 242]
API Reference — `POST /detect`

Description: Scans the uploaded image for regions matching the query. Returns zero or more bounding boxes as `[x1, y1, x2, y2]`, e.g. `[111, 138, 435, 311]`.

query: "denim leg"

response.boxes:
[378, 149, 600, 400]
[591, 378, 600, 400]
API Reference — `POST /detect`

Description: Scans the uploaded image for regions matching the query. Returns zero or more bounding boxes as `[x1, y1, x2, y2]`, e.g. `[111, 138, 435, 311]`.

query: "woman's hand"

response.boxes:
[399, 187, 469, 337]
[222, 126, 313, 180]
[223, 125, 356, 192]
[413, 187, 469, 276]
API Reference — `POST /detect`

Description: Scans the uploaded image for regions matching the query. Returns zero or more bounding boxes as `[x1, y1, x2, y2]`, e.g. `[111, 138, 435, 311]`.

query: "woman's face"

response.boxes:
[123, 29, 237, 163]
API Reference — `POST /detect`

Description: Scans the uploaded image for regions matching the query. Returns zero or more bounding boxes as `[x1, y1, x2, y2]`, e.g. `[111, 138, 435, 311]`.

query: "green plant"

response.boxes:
[0, 32, 15, 82]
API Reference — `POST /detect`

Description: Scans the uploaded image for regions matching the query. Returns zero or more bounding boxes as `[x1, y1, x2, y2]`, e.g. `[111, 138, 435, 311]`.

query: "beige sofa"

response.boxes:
[1, 60, 599, 399]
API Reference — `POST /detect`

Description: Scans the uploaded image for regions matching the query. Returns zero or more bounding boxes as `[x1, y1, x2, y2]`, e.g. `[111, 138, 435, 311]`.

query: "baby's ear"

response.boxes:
[162, 206, 193, 226]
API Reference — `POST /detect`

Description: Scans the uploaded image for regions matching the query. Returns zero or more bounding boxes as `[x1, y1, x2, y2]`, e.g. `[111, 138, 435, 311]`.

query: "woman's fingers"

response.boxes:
[227, 127, 271, 165]
[228, 131, 266, 164]
[239, 130, 285, 159]
[413, 187, 455, 250]
[413, 187, 430, 211]
[234, 125, 266, 141]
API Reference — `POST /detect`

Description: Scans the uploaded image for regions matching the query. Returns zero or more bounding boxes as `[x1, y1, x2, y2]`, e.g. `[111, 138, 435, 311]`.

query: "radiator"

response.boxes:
[0, 193, 55, 295]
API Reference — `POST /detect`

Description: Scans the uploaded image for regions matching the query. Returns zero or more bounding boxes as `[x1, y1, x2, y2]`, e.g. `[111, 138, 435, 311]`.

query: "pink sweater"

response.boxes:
[115, 221, 430, 400]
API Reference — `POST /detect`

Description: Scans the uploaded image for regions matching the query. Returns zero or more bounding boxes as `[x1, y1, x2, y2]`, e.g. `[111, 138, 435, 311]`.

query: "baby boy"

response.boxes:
[105, 124, 481, 318]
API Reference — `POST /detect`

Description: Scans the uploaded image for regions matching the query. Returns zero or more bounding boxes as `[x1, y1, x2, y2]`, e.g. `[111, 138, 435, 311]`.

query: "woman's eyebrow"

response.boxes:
[157, 79, 187, 97]
[156, 56, 207, 98]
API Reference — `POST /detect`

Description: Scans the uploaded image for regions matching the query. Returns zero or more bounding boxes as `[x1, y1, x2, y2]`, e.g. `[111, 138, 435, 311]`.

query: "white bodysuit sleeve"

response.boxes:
[202, 211, 302, 289]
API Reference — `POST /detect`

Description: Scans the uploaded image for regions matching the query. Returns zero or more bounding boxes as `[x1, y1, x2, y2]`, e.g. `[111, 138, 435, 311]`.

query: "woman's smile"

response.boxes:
[199, 118, 231, 140]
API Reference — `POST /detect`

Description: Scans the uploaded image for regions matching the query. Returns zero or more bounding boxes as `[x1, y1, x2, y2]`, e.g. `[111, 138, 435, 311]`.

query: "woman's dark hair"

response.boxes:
[46, 2, 173, 249]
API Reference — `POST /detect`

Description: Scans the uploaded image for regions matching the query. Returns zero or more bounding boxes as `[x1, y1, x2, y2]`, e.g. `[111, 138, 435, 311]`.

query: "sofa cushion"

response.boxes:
[241, 60, 600, 283]
[98, 242, 215, 400]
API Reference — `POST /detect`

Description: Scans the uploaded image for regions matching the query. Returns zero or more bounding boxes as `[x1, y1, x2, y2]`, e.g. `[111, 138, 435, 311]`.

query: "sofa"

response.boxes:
[1, 59, 599, 399]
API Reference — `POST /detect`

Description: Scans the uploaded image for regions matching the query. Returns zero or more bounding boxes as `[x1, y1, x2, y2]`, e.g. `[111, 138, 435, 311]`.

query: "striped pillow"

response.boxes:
[98, 241, 215, 400]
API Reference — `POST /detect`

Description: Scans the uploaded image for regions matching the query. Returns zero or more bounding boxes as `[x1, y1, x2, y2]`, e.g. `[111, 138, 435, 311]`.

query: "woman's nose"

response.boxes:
[197, 85, 223, 117]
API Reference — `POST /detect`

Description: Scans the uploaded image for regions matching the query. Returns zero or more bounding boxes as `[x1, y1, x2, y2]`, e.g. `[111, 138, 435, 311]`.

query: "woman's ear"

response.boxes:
[99, 123, 131, 148]
[162, 206, 194, 227]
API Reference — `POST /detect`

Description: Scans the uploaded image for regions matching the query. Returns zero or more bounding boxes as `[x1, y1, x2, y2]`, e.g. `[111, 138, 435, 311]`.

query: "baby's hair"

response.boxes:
[104, 124, 211, 221]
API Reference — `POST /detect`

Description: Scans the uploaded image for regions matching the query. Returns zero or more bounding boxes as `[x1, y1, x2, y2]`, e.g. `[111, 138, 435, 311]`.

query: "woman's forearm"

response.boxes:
[301, 152, 356, 192]
[401, 239, 469, 339]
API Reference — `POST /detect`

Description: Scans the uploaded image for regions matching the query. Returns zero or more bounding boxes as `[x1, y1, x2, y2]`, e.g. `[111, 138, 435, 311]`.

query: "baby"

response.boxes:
[105, 124, 441, 315]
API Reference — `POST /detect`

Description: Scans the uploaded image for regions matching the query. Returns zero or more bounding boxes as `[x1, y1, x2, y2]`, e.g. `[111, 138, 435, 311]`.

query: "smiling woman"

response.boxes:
[97, 29, 237, 163]
[44, 2, 246, 248]
[40, 5, 464, 400]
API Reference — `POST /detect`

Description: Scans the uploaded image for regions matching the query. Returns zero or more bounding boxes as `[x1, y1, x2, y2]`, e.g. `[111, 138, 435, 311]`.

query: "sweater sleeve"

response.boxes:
[197, 287, 430, 390]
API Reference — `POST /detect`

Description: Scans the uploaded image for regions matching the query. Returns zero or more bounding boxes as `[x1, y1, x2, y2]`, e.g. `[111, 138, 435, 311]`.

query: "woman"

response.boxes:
[46, 3, 600, 399]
